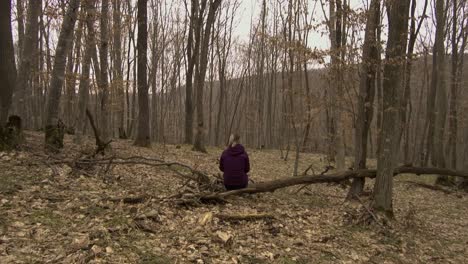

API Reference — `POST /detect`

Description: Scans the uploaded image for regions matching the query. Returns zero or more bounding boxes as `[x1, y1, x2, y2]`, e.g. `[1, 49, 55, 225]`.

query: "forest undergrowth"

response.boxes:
[0, 131, 466, 263]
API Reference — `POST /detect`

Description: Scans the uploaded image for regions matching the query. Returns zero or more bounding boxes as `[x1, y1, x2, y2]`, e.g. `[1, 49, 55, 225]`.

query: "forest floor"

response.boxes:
[0, 131, 467, 264]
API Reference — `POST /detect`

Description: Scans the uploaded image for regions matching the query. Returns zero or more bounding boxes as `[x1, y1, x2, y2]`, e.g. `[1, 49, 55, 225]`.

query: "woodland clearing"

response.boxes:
[0, 131, 467, 263]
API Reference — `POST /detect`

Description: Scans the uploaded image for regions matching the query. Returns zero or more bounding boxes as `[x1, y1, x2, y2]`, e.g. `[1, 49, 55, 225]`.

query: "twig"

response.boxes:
[215, 213, 275, 222]
[353, 194, 383, 227]
[296, 165, 334, 193]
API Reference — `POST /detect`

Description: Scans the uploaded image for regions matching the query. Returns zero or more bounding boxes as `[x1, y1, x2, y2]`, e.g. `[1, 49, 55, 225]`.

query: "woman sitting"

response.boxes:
[219, 134, 250, 190]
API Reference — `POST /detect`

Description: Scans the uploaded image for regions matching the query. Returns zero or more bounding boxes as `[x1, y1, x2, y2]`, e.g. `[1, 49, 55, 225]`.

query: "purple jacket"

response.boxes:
[219, 144, 250, 187]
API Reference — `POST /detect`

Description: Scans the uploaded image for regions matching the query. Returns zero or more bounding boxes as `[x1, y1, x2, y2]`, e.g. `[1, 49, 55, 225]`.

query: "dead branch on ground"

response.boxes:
[215, 213, 275, 222]
[49, 155, 212, 184]
[200, 166, 468, 201]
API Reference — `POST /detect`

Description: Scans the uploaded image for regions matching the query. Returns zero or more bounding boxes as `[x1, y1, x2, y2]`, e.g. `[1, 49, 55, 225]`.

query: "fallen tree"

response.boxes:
[29, 152, 468, 203]
[200, 166, 468, 201]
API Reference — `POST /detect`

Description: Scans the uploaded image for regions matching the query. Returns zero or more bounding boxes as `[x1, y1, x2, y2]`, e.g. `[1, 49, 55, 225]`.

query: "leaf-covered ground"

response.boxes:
[0, 132, 467, 263]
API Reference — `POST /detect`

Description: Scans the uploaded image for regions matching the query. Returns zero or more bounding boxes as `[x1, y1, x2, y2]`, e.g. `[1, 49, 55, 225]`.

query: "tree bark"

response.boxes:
[347, 0, 380, 199]
[134, 0, 151, 147]
[0, 0, 17, 125]
[74, 0, 96, 144]
[373, 0, 410, 216]
[400, 0, 427, 162]
[112, 0, 125, 139]
[193, 0, 222, 152]
[326, 0, 345, 169]
[184, 0, 199, 145]
[44, 0, 80, 150]
[99, 0, 111, 142]
[14, 0, 41, 124]
[432, 0, 449, 185]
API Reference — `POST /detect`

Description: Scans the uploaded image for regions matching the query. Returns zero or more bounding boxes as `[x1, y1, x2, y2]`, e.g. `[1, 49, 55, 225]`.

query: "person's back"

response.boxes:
[219, 134, 250, 190]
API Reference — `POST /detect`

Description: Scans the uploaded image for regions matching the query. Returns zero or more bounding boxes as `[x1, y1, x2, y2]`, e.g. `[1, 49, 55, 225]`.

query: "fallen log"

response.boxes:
[200, 166, 468, 201]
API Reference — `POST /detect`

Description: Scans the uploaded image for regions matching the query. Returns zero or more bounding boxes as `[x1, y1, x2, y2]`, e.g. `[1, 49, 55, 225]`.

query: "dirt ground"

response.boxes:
[0, 131, 467, 263]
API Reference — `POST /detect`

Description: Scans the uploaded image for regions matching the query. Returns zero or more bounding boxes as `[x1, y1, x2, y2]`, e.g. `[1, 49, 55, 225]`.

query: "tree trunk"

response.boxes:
[99, 0, 111, 142]
[134, 0, 151, 147]
[373, 0, 410, 216]
[113, 0, 125, 139]
[14, 0, 41, 125]
[44, 0, 80, 151]
[0, 0, 16, 125]
[327, 0, 345, 169]
[16, 0, 25, 62]
[347, 0, 380, 199]
[432, 0, 449, 185]
[184, 0, 199, 145]
[462, 124, 468, 190]
[193, 0, 222, 152]
[400, 0, 427, 162]
[75, 0, 96, 144]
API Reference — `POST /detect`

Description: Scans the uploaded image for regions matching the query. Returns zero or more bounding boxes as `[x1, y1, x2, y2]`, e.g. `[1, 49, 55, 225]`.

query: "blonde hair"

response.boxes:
[228, 133, 240, 148]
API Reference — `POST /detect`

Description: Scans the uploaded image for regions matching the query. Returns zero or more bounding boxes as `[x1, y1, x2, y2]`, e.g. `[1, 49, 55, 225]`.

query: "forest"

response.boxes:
[0, 0, 467, 263]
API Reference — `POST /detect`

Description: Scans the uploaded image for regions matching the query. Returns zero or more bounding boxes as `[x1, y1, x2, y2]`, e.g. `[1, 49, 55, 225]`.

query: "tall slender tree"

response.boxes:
[75, 0, 96, 143]
[44, 0, 81, 150]
[432, 0, 449, 185]
[373, 0, 410, 215]
[184, 0, 200, 145]
[134, 0, 151, 147]
[100, 0, 111, 141]
[348, 0, 380, 199]
[15, 0, 41, 124]
[113, 0, 125, 139]
[193, 0, 222, 152]
[0, 0, 16, 125]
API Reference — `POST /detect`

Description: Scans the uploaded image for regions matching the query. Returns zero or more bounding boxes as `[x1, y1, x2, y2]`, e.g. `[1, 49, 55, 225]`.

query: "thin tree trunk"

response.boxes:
[433, 0, 448, 185]
[75, 0, 96, 144]
[113, 0, 125, 139]
[14, 0, 41, 124]
[16, 0, 25, 62]
[184, 0, 199, 145]
[44, 0, 80, 150]
[193, 0, 222, 152]
[347, 0, 380, 199]
[134, 0, 150, 147]
[99, 0, 111, 142]
[401, 0, 427, 162]
[0, 0, 16, 125]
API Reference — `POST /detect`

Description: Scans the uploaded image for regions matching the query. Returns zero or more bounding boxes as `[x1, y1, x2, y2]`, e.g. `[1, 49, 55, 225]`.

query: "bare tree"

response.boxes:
[373, 0, 410, 215]
[193, 0, 222, 152]
[0, 0, 16, 125]
[447, 0, 468, 170]
[348, 0, 380, 199]
[324, 0, 346, 169]
[113, 0, 125, 139]
[44, 0, 81, 150]
[134, 0, 151, 147]
[99, 0, 111, 142]
[75, 0, 96, 144]
[14, 0, 41, 124]
[184, 0, 199, 145]
[400, 0, 428, 162]
[432, 0, 449, 185]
